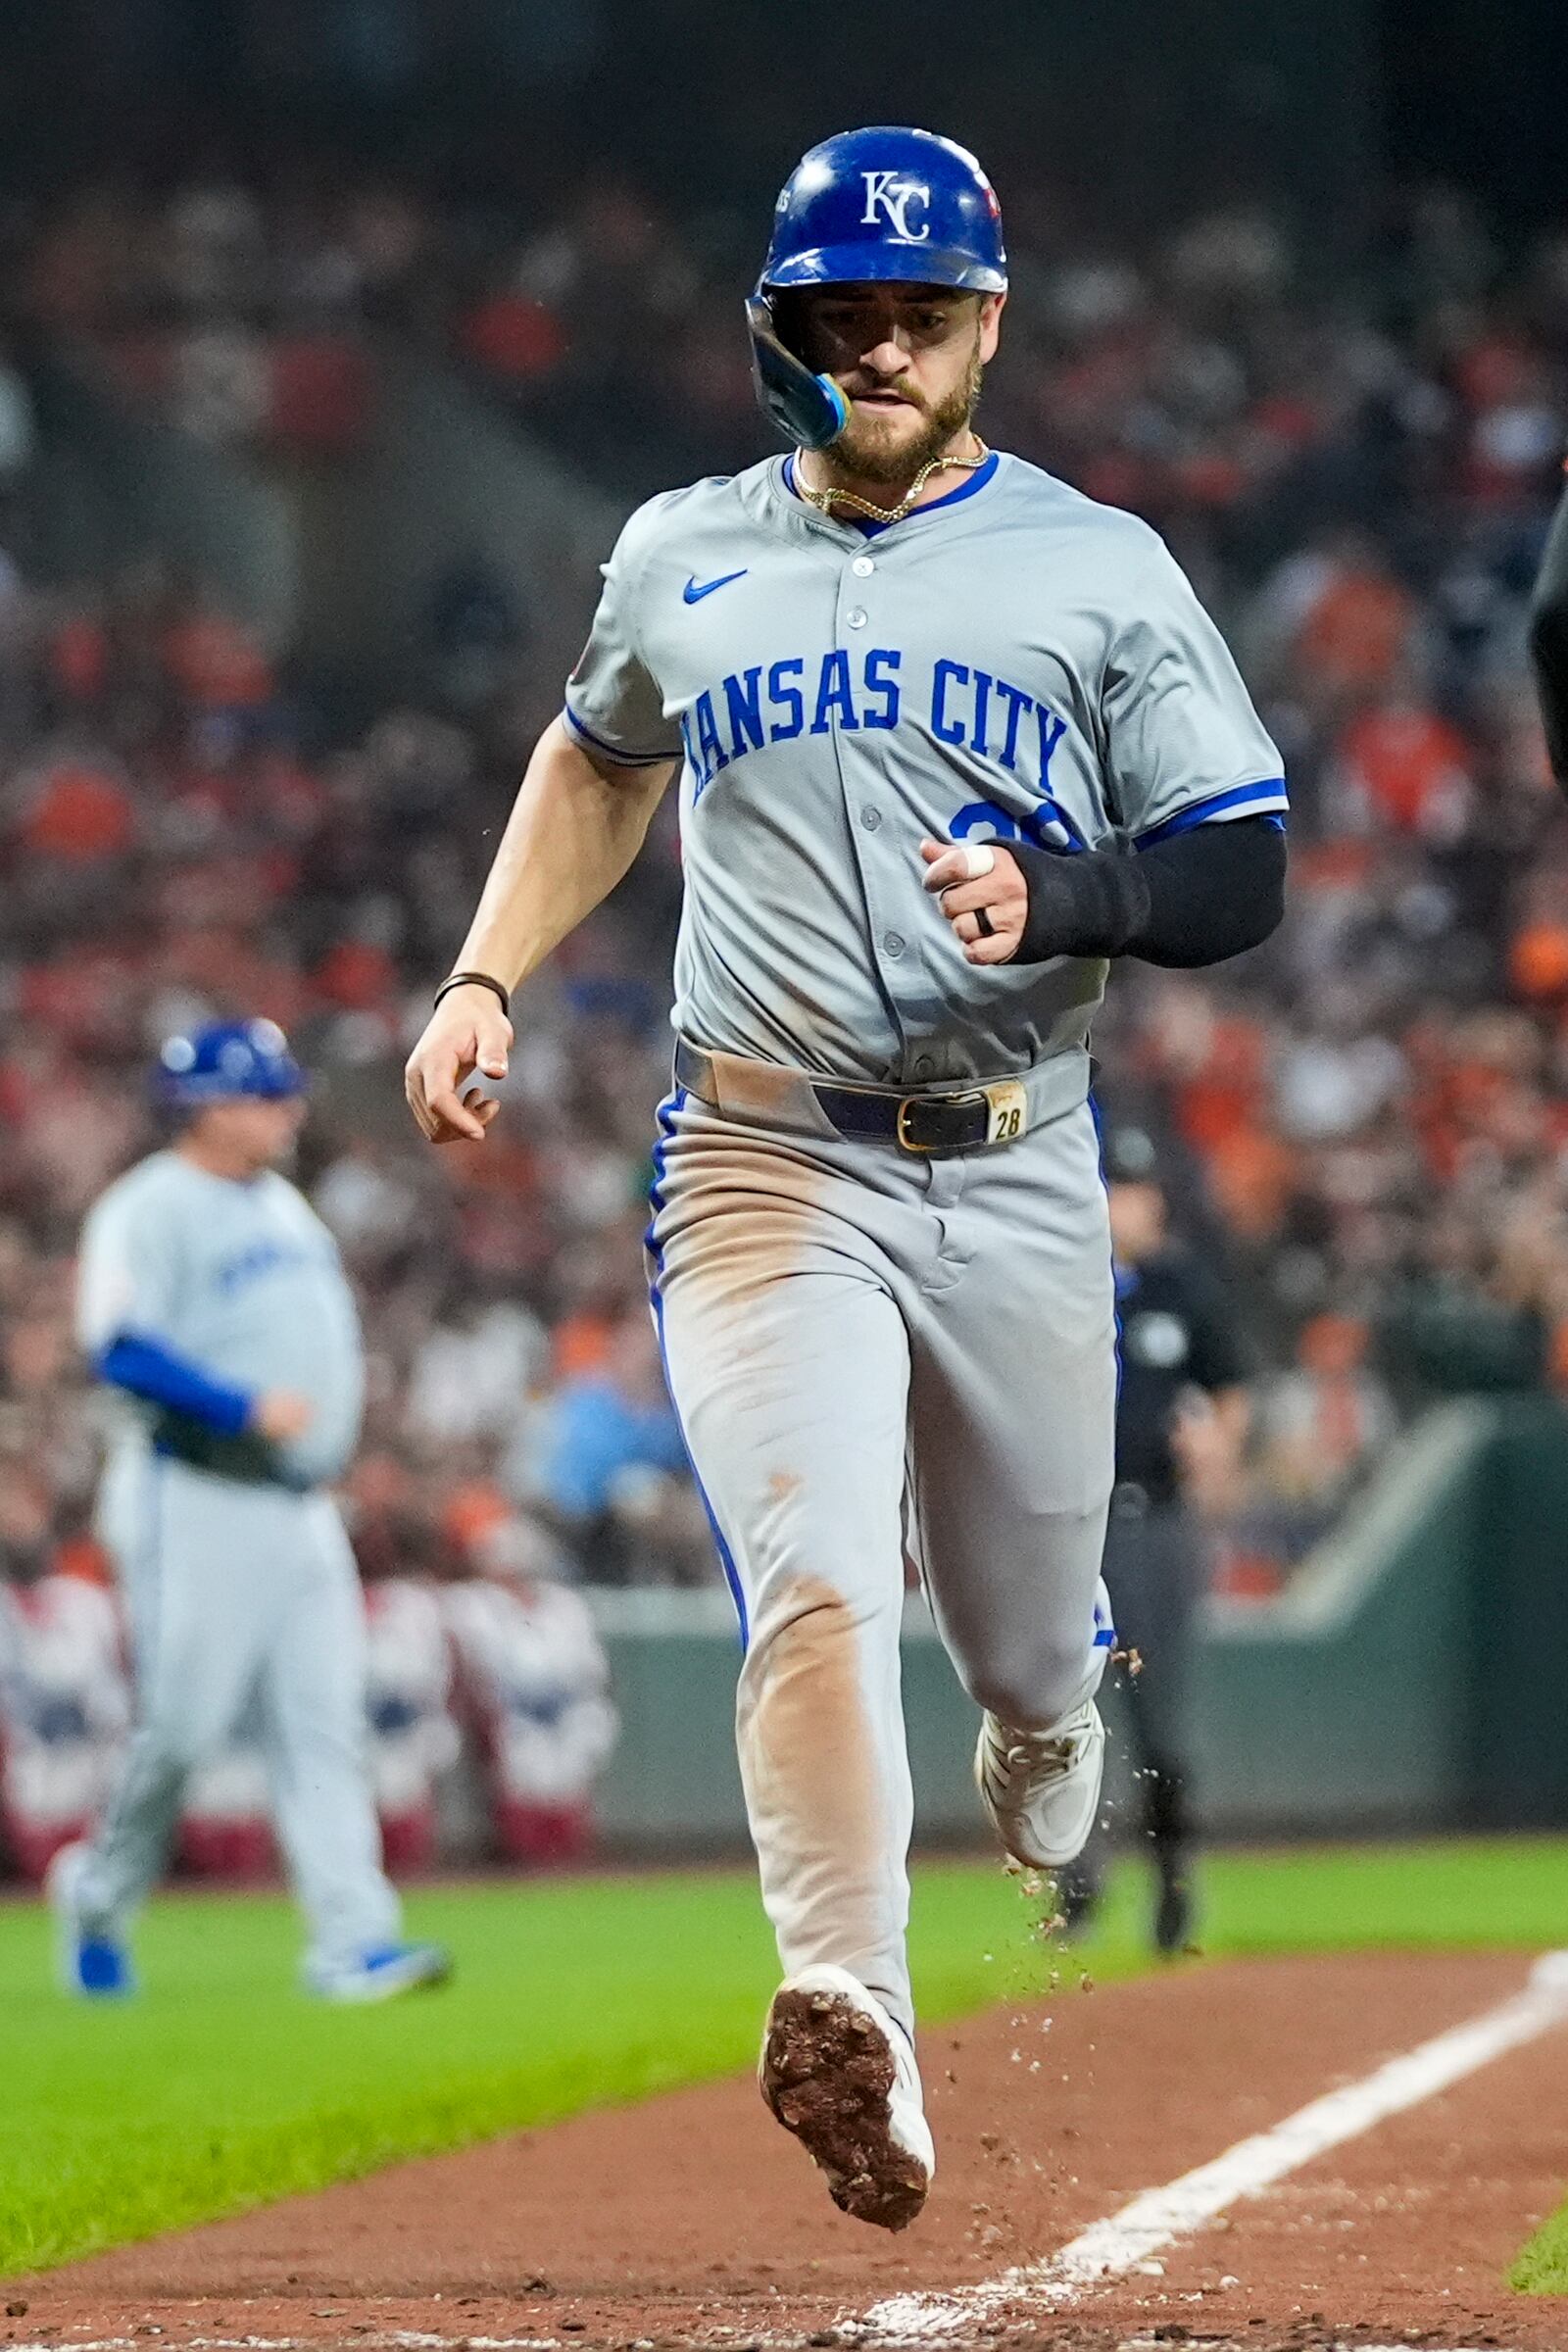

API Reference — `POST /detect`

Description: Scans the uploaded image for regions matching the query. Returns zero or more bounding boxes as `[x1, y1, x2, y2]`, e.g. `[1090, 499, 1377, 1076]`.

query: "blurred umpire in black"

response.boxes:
[1531, 469, 1568, 793]
[1061, 1126, 1249, 1953]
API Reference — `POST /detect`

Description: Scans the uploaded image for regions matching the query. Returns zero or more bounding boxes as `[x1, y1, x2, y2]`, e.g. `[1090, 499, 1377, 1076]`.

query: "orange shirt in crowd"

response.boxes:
[53, 1532, 113, 1587]
[1509, 920, 1568, 1004]
[162, 613, 274, 710]
[1337, 705, 1472, 834]
[1204, 1123, 1298, 1242]
[443, 1482, 513, 1562]
[551, 1312, 615, 1381]
[1169, 1016, 1269, 1155]
[1297, 569, 1414, 696]
[15, 759, 136, 860]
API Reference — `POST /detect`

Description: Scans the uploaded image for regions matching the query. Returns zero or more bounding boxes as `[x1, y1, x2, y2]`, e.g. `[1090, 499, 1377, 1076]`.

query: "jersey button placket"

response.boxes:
[833, 548, 920, 1061]
[827, 557, 903, 1049]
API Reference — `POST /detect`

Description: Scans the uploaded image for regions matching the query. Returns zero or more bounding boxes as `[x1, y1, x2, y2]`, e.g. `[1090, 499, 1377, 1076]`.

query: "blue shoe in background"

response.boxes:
[306, 1941, 453, 2003]
[47, 1841, 136, 1999]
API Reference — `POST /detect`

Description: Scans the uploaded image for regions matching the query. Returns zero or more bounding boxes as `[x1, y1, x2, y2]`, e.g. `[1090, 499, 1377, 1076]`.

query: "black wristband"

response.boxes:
[434, 970, 511, 1016]
[1010, 818, 1286, 969]
[1011, 840, 1151, 963]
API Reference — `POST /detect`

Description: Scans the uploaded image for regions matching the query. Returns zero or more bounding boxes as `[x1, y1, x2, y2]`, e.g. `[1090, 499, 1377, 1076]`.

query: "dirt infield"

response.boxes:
[14, 1950, 1568, 2352]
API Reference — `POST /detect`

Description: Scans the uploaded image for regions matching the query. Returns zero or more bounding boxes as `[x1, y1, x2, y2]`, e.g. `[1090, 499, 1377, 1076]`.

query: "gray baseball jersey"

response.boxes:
[568, 446, 1284, 2046]
[564, 448, 1285, 1085]
[72, 1151, 400, 1977]
[77, 1151, 365, 1489]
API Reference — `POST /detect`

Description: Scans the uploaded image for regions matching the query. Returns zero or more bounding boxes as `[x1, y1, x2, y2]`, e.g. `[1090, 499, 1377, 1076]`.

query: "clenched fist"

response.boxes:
[919, 836, 1027, 964]
[405, 983, 514, 1145]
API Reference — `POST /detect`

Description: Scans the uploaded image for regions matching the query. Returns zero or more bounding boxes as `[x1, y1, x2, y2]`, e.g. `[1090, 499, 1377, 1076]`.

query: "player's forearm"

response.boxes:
[1011, 815, 1286, 968]
[1530, 479, 1568, 788]
[453, 719, 675, 992]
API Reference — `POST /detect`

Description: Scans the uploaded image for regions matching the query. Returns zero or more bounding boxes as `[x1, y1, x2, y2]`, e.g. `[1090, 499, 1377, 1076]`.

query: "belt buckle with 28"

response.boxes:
[895, 1077, 1028, 1153]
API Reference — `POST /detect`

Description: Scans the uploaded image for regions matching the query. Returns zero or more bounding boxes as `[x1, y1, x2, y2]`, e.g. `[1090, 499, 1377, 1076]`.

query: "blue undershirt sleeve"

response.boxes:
[96, 1330, 255, 1437]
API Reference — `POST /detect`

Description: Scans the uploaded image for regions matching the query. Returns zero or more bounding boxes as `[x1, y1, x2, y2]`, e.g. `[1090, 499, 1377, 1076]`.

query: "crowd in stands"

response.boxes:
[2, 166, 1568, 1872]
[12, 177, 415, 453]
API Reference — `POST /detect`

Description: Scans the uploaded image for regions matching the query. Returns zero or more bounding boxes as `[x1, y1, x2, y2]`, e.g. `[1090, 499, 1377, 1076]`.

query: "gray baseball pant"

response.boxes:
[649, 1081, 1116, 2040]
[75, 1451, 401, 1974]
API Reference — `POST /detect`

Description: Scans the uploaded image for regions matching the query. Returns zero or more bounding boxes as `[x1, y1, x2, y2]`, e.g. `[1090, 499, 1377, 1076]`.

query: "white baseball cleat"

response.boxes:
[305, 1941, 453, 2003]
[759, 1963, 934, 2230]
[975, 1698, 1105, 1870]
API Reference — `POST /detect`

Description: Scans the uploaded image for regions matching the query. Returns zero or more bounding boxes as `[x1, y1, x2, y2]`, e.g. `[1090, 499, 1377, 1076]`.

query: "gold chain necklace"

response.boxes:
[796, 439, 990, 526]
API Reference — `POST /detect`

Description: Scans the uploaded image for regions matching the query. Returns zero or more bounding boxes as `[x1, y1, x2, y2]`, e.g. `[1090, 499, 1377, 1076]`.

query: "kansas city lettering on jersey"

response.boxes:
[678, 648, 1074, 819]
[214, 1238, 318, 1295]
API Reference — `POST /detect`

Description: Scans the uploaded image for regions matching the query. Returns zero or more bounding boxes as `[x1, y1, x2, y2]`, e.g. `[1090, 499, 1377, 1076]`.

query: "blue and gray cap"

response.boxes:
[154, 1019, 307, 1110]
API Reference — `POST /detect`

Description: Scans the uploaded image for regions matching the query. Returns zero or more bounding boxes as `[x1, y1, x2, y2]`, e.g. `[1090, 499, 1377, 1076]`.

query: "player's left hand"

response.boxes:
[919, 837, 1025, 964]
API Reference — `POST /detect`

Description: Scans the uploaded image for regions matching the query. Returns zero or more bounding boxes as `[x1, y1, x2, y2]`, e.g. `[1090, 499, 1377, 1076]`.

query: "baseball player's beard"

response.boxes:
[831, 350, 984, 487]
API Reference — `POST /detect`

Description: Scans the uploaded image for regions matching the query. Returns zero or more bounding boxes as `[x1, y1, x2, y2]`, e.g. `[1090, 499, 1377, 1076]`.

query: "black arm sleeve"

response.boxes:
[1530, 476, 1568, 790]
[1009, 813, 1287, 968]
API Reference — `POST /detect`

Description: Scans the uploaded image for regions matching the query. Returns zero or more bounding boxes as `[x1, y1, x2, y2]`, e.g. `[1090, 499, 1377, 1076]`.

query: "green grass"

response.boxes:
[1514, 2204, 1568, 2293]
[1086, 1834, 1568, 1960]
[6, 1837, 1566, 2279]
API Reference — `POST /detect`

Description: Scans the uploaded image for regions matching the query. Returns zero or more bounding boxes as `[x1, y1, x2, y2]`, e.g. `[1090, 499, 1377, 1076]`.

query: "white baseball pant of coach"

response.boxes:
[74, 1449, 401, 1974]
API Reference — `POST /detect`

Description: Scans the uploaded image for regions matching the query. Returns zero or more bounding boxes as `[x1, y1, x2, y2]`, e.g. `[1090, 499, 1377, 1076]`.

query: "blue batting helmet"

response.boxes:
[153, 1019, 307, 1111]
[747, 126, 1007, 449]
[761, 126, 1007, 297]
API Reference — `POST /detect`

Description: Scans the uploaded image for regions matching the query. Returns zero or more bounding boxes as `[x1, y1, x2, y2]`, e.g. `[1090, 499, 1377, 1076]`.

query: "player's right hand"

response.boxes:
[404, 985, 514, 1145]
[250, 1390, 315, 1443]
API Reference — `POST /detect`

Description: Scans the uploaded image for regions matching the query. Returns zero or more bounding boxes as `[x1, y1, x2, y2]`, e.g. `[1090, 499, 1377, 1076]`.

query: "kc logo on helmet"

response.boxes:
[860, 172, 930, 242]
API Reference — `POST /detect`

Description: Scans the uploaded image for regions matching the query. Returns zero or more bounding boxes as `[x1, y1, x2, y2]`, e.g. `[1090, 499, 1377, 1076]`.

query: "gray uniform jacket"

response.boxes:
[564, 448, 1286, 1091]
[76, 1152, 366, 1491]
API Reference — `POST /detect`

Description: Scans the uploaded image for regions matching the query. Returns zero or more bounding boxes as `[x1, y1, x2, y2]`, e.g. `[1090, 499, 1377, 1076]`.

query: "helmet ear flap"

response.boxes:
[746, 292, 851, 451]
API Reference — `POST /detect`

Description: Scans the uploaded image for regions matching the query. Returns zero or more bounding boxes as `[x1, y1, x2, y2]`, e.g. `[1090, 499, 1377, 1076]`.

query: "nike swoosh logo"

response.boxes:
[683, 568, 749, 604]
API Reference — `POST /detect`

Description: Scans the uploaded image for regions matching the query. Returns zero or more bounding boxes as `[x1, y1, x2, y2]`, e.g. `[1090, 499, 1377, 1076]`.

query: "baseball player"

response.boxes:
[52, 1019, 450, 2002]
[406, 126, 1286, 2225]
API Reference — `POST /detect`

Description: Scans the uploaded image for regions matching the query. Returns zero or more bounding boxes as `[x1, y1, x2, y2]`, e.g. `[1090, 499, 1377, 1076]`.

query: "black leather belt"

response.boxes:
[672, 1040, 1030, 1154]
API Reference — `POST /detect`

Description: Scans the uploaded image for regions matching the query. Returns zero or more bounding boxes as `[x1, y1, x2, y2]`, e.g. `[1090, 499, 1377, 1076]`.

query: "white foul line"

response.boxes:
[861, 1950, 1568, 2341]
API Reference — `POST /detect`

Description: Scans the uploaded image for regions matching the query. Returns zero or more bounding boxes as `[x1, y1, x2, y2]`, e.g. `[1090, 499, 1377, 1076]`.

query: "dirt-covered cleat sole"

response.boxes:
[760, 1963, 933, 2231]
